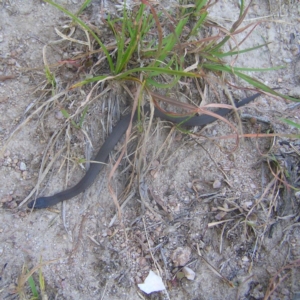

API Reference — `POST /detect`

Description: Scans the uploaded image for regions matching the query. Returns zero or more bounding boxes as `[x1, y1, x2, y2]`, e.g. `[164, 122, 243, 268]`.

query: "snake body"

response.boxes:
[27, 93, 259, 209]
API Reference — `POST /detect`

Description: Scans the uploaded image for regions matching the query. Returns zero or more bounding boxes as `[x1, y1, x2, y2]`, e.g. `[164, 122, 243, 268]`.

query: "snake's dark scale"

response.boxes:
[27, 93, 260, 209]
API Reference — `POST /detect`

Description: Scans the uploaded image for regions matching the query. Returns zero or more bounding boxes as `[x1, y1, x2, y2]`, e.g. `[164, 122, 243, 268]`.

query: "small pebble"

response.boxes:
[242, 201, 253, 209]
[283, 58, 292, 63]
[22, 77, 30, 84]
[19, 162, 27, 171]
[194, 183, 202, 191]
[288, 87, 300, 98]
[138, 257, 147, 267]
[242, 256, 249, 262]
[150, 169, 158, 178]
[0, 195, 13, 203]
[183, 196, 190, 204]
[7, 59, 16, 65]
[55, 111, 64, 120]
[215, 211, 227, 220]
[7, 201, 17, 209]
[151, 160, 160, 168]
[182, 266, 195, 280]
[171, 247, 191, 266]
[213, 179, 222, 189]
[281, 288, 290, 296]
[6, 157, 12, 164]
[290, 44, 299, 56]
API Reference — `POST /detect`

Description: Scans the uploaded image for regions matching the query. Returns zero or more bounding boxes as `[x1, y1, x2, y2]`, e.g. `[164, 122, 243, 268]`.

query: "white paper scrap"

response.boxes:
[138, 270, 166, 294]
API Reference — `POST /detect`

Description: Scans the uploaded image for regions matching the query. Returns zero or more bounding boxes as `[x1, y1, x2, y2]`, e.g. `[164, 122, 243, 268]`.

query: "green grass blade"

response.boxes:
[157, 17, 189, 63]
[239, 0, 245, 18]
[27, 275, 38, 298]
[211, 43, 270, 58]
[44, 66, 56, 95]
[281, 119, 300, 130]
[211, 0, 250, 52]
[146, 77, 180, 89]
[116, 66, 199, 79]
[78, 106, 89, 128]
[115, 4, 147, 73]
[60, 109, 79, 129]
[189, 11, 208, 37]
[75, 0, 92, 16]
[203, 63, 299, 101]
[226, 66, 285, 72]
[44, 0, 114, 73]
[72, 67, 199, 88]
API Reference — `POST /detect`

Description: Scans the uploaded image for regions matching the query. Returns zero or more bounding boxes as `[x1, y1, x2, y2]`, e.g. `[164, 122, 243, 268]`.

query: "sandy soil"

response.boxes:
[0, 1, 300, 299]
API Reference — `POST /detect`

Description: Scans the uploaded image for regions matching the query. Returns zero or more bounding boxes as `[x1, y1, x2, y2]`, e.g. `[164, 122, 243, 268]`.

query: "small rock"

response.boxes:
[186, 182, 192, 189]
[6, 201, 17, 209]
[288, 87, 300, 99]
[215, 211, 226, 220]
[0, 195, 13, 203]
[7, 59, 16, 65]
[171, 247, 191, 267]
[183, 196, 190, 204]
[5, 157, 12, 165]
[242, 256, 249, 262]
[251, 284, 264, 299]
[19, 211, 26, 218]
[182, 266, 196, 280]
[194, 183, 202, 191]
[55, 110, 64, 120]
[135, 276, 142, 284]
[213, 179, 222, 189]
[150, 169, 158, 178]
[242, 201, 253, 210]
[138, 257, 147, 267]
[22, 77, 30, 84]
[19, 162, 26, 171]
[31, 156, 41, 168]
[282, 58, 292, 63]
[290, 44, 299, 56]
[151, 160, 160, 168]
[4, 150, 10, 157]
[252, 4, 259, 14]
[281, 288, 290, 296]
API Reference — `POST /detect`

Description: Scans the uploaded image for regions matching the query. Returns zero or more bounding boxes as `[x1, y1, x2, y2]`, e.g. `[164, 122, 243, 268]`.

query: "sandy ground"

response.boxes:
[0, 0, 300, 299]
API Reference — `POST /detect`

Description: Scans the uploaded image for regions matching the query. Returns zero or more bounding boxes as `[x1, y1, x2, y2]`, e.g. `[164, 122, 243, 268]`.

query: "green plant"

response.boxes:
[42, 0, 297, 105]
[14, 258, 56, 300]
